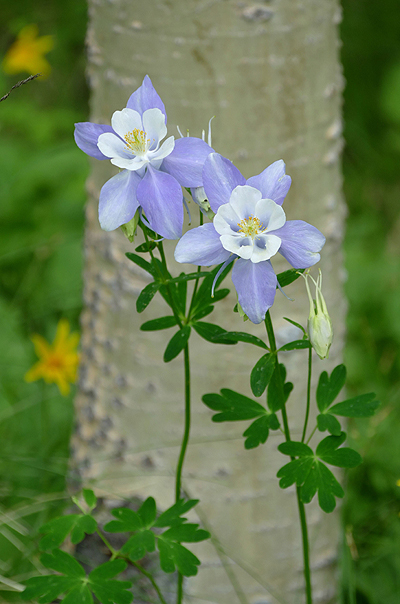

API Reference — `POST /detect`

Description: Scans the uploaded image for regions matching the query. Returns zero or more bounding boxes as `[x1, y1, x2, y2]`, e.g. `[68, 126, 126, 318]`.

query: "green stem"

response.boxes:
[131, 560, 169, 604]
[264, 311, 313, 604]
[175, 345, 191, 502]
[306, 425, 318, 446]
[301, 346, 313, 443]
[96, 529, 167, 604]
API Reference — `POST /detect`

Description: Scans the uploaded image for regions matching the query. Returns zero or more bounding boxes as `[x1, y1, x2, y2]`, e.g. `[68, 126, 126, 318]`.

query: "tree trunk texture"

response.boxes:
[72, 1, 346, 603]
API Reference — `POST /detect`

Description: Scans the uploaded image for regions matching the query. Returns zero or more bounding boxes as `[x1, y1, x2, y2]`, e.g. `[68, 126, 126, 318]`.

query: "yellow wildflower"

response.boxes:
[25, 319, 80, 396]
[2, 25, 54, 78]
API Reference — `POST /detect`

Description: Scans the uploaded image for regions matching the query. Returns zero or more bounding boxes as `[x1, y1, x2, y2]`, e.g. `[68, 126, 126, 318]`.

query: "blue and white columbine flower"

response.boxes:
[175, 153, 326, 324]
[74, 75, 212, 239]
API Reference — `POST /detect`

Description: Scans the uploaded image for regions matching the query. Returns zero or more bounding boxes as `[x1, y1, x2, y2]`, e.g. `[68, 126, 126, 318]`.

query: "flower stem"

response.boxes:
[96, 529, 168, 604]
[264, 311, 313, 604]
[175, 345, 191, 502]
[301, 346, 313, 443]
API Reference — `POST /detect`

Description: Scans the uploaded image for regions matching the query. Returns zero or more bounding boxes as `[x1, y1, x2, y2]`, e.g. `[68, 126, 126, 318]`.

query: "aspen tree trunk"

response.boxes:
[73, 1, 346, 602]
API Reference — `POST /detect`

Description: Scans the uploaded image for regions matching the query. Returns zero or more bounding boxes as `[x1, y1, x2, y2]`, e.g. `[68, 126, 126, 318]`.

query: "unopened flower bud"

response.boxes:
[303, 269, 333, 359]
[190, 186, 215, 220]
[121, 210, 139, 243]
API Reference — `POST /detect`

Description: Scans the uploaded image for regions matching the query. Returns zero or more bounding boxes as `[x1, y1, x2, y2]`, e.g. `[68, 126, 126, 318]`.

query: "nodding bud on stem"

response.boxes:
[302, 269, 333, 359]
[121, 210, 139, 243]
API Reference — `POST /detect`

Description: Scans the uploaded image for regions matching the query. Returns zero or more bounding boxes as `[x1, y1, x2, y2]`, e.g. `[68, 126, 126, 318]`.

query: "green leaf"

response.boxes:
[135, 241, 156, 253]
[140, 316, 177, 331]
[70, 515, 97, 545]
[316, 364, 347, 412]
[157, 539, 201, 577]
[136, 282, 161, 313]
[39, 515, 80, 550]
[202, 390, 266, 422]
[316, 434, 362, 468]
[138, 497, 157, 527]
[122, 531, 156, 560]
[154, 499, 199, 528]
[301, 461, 344, 512]
[22, 576, 79, 603]
[243, 415, 270, 449]
[82, 489, 97, 510]
[125, 252, 155, 276]
[267, 364, 291, 412]
[250, 353, 276, 397]
[214, 331, 269, 350]
[317, 413, 342, 436]
[89, 560, 133, 604]
[104, 508, 143, 533]
[283, 317, 307, 336]
[23, 550, 91, 604]
[163, 326, 191, 362]
[41, 549, 85, 578]
[212, 288, 230, 302]
[167, 271, 210, 284]
[276, 268, 304, 288]
[329, 393, 380, 417]
[193, 321, 235, 345]
[191, 305, 214, 321]
[279, 339, 311, 352]
[162, 523, 210, 543]
[177, 275, 187, 314]
[278, 441, 313, 457]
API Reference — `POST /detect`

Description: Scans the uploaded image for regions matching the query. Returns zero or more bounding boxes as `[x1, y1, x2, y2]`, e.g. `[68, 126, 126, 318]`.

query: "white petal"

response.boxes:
[255, 198, 286, 232]
[148, 136, 175, 162]
[229, 185, 262, 219]
[142, 108, 167, 149]
[250, 234, 281, 263]
[213, 203, 241, 235]
[97, 132, 132, 159]
[220, 233, 253, 259]
[110, 156, 148, 171]
[111, 108, 142, 139]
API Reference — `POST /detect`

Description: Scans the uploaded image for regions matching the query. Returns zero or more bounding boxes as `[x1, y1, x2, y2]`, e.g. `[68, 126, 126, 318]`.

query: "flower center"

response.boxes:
[237, 215, 267, 239]
[46, 353, 65, 370]
[124, 129, 150, 156]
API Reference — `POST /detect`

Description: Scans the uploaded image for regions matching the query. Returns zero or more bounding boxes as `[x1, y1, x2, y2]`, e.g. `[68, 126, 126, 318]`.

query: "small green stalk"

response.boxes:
[264, 311, 313, 604]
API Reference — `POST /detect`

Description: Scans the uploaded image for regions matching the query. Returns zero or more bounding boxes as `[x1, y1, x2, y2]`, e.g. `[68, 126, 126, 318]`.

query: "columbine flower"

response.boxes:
[303, 269, 333, 359]
[24, 319, 80, 396]
[74, 76, 213, 239]
[2, 25, 53, 77]
[175, 153, 325, 324]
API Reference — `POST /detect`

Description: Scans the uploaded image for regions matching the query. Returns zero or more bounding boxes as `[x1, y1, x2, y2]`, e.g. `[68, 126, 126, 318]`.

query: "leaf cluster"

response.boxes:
[104, 497, 210, 577]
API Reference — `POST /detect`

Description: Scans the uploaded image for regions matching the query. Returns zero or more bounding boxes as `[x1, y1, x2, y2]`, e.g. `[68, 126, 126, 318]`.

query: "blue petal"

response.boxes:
[175, 224, 230, 266]
[162, 138, 213, 187]
[74, 122, 114, 160]
[246, 160, 291, 206]
[126, 75, 166, 120]
[203, 153, 246, 213]
[274, 220, 326, 268]
[232, 259, 277, 324]
[99, 170, 141, 231]
[137, 165, 183, 239]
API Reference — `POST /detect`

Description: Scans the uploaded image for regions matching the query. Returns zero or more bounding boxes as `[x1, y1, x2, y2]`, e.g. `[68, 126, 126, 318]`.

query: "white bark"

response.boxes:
[73, 1, 346, 602]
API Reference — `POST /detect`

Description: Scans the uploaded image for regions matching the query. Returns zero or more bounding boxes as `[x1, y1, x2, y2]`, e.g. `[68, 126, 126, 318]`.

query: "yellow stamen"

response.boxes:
[237, 215, 267, 239]
[124, 129, 150, 155]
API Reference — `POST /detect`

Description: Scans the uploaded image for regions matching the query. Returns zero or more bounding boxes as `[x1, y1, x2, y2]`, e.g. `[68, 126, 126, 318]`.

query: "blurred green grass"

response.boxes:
[0, 0, 399, 601]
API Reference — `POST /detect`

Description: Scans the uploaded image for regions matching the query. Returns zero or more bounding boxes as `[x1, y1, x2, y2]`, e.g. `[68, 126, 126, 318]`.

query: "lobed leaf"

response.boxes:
[267, 364, 292, 412]
[122, 531, 156, 560]
[158, 539, 201, 577]
[162, 523, 210, 543]
[82, 489, 97, 510]
[316, 413, 342, 436]
[104, 508, 142, 533]
[154, 499, 199, 528]
[137, 497, 157, 527]
[316, 365, 347, 412]
[329, 393, 380, 417]
[243, 415, 270, 449]
[125, 252, 155, 276]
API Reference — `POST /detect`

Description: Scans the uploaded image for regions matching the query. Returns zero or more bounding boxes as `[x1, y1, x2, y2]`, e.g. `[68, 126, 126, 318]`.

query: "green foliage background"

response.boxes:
[0, 0, 399, 602]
